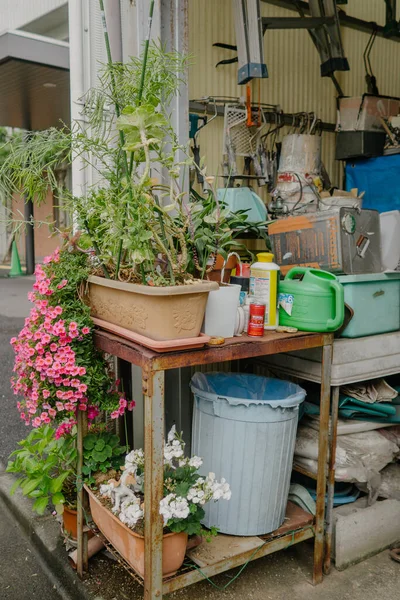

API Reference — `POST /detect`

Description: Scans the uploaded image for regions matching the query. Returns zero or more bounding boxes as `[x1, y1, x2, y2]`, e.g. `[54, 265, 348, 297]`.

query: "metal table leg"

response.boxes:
[313, 342, 332, 585]
[143, 369, 165, 600]
[324, 385, 340, 575]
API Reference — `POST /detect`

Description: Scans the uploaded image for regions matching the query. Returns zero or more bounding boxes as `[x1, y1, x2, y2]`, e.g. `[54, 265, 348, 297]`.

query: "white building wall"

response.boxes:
[0, 0, 66, 31]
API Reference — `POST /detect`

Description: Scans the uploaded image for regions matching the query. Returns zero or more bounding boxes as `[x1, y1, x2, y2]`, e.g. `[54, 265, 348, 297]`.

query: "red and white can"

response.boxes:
[247, 301, 266, 337]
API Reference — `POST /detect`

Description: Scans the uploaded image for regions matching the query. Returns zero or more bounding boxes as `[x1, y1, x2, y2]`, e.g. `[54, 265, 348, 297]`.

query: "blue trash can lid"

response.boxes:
[190, 372, 306, 408]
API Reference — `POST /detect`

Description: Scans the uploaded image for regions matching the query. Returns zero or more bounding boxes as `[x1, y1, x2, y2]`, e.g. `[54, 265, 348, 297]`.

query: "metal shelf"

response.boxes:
[77, 328, 334, 599]
[86, 503, 314, 595]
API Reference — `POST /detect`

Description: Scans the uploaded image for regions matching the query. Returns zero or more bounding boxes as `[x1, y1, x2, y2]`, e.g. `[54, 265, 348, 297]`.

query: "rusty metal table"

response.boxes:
[76, 329, 333, 599]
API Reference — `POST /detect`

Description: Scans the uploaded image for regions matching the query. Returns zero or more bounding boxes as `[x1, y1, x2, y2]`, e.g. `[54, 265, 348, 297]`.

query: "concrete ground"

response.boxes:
[0, 496, 62, 600]
[0, 275, 399, 599]
[83, 541, 400, 600]
[0, 275, 67, 599]
[0, 275, 33, 463]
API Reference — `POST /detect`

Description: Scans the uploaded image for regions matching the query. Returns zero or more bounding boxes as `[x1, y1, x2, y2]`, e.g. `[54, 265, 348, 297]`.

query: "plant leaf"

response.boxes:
[33, 496, 49, 515]
[21, 477, 43, 496]
[50, 472, 70, 494]
[9, 478, 21, 495]
[83, 435, 96, 450]
[52, 492, 65, 506]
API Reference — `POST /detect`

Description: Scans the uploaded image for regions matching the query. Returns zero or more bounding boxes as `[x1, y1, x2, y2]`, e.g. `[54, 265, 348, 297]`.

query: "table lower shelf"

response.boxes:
[293, 463, 318, 480]
[88, 502, 314, 594]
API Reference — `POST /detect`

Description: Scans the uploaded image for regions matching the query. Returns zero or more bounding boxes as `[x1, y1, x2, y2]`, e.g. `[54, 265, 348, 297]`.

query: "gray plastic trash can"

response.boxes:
[191, 372, 306, 536]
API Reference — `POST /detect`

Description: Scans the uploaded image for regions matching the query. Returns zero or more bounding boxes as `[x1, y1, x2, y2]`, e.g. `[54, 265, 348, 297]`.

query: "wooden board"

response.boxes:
[187, 534, 263, 568]
[187, 503, 314, 568]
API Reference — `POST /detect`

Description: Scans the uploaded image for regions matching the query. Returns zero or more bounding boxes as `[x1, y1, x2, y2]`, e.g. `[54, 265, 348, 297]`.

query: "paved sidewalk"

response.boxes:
[0, 276, 84, 599]
[0, 497, 62, 600]
[0, 276, 32, 463]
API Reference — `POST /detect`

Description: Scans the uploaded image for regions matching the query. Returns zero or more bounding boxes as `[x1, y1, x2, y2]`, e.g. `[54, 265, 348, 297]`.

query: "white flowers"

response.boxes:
[167, 425, 177, 442]
[189, 456, 203, 469]
[159, 494, 190, 526]
[125, 448, 144, 470]
[210, 477, 231, 501]
[164, 438, 184, 463]
[118, 498, 143, 528]
[98, 426, 231, 535]
[186, 474, 232, 506]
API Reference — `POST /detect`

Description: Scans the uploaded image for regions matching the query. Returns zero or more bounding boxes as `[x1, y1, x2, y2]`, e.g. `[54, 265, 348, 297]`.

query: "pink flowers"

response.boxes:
[10, 247, 135, 427]
[55, 419, 76, 439]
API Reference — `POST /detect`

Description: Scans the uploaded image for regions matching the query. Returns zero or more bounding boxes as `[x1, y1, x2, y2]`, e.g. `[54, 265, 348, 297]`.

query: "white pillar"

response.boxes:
[120, 0, 189, 187]
[68, 0, 87, 202]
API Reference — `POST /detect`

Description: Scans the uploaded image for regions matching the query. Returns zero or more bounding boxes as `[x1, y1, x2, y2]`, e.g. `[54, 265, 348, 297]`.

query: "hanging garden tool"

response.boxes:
[363, 27, 379, 95]
[213, 42, 238, 68]
[189, 97, 217, 185]
[248, 82, 268, 186]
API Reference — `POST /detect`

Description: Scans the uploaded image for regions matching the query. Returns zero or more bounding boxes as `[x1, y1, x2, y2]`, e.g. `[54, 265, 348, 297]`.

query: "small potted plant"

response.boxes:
[6, 424, 127, 540]
[181, 186, 269, 283]
[85, 426, 231, 577]
[6, 425, 78, 537]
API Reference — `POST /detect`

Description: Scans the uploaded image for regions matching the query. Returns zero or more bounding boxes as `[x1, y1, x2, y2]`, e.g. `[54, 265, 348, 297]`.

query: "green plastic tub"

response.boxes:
[338, 273, 400, 338]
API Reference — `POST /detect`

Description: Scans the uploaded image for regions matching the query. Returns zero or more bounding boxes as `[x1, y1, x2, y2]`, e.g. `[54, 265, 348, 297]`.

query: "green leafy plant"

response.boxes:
[179, 187, 270, 279]
[83, 431, 126, 486]
[6, 425, 77, 514]
[0, 42, 191, 286]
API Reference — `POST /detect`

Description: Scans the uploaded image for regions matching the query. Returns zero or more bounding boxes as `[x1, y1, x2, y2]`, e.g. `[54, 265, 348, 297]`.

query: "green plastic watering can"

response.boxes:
[278, 267, 345, 332]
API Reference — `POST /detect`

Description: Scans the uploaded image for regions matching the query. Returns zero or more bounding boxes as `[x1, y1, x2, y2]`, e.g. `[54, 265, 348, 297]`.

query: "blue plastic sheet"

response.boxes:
[345, 154, 400, 213]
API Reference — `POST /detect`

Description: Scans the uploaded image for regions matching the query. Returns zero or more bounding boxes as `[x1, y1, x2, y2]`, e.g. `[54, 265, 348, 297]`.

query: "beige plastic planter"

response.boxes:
[87, 275, 218, 341]
[86, 487, 188, 577]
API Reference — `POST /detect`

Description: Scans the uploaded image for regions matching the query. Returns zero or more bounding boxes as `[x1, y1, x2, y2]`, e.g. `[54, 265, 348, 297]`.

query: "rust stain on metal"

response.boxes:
[94, 329, 333, 375]
[313, 343, 333, 585]
[92, 325, 333, 594]
[324, 385, 340, 576]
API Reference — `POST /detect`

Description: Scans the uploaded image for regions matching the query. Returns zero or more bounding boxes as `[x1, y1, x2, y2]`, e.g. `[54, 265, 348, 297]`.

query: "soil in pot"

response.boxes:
[86, 487, 188, 577]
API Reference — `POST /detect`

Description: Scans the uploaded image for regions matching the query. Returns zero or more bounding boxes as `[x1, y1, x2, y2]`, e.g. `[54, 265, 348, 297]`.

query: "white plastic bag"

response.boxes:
[294, 424, 399, 483]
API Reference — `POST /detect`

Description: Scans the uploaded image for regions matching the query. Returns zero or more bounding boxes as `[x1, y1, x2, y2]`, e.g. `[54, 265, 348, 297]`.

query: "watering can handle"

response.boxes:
[284, 267, 308, 280]
[326, 279, 345, 331]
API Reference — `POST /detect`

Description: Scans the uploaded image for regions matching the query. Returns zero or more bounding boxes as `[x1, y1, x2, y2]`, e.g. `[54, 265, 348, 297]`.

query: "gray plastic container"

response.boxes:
[191, 372, 306, 536]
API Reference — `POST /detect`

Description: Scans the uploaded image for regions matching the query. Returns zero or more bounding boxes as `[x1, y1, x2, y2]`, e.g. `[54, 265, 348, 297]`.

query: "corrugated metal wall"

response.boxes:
[188, 0, 400, 190]
[129, 0, 400, 448]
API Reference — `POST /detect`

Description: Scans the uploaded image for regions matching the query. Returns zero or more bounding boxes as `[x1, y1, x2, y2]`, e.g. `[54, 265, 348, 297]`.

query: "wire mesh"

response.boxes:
[223, 105, 266, 156]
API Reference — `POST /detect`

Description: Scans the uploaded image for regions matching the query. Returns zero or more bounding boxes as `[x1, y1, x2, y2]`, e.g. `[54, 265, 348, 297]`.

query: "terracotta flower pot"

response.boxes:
[63, 505, 78, 540]
[87, 276, 218, 342]
[86, 487, 188, 577]
[206, 254, 238, 284]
